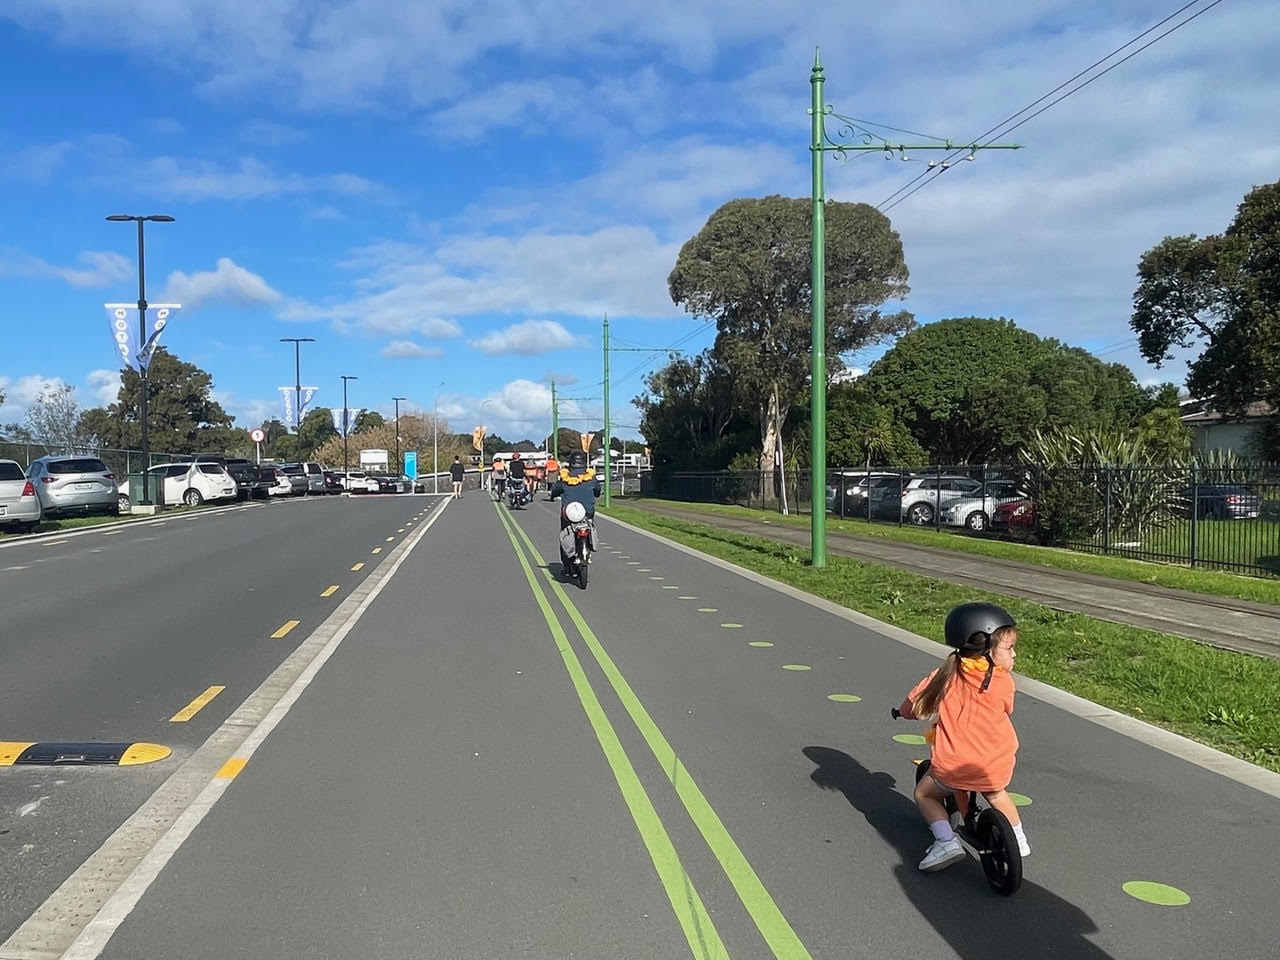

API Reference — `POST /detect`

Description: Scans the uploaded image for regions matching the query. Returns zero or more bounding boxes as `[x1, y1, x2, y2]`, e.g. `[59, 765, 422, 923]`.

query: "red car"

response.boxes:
[993, 497, 1036, 529]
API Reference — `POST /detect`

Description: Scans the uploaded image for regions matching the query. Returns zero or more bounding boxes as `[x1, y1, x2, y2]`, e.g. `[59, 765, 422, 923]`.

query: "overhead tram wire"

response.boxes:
[875, 0, 1227, 214]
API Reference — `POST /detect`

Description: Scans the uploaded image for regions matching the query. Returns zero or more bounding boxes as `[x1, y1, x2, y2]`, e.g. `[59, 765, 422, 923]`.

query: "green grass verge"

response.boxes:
[633, 499, 1280, 607]
[607, 504, 1280, 774]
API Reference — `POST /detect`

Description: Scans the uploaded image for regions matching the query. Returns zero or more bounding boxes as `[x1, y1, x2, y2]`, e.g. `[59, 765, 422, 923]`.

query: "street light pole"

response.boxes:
[280, 338, 315, 434]
[341, 375, 358, 486]
[551, 379, 558, 459]
[107, 213, 174, 506]
[392, 396, 407, 474]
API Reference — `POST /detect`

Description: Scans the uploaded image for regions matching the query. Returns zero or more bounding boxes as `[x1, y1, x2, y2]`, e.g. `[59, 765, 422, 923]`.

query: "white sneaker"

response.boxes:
[919, 838, 965, 872]
[1017, 837, 1031, 858]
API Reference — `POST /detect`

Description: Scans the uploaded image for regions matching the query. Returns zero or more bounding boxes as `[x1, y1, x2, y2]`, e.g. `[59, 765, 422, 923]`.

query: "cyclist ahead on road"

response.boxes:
[550, 450, 601, 522]
[491, 456, 506, 500]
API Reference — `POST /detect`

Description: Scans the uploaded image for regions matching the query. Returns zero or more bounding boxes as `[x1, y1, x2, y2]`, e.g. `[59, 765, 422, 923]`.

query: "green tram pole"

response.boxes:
[603, 314, 611, 507]
[807, 49, 1020, 566]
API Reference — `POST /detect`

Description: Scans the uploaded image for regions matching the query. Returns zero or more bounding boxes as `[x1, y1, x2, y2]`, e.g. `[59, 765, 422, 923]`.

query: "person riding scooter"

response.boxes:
[551, 450, 601, 565]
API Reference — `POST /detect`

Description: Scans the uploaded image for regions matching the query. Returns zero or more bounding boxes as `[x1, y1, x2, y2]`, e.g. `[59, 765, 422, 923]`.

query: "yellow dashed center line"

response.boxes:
[351, 562, 365, 571]
[397, 527, 405, 532]
[169, 685, 225, 722]
[386, 536, 395, 542]
[270, 620, 300, 639]
[321, 585, 340, 598]
[372, 547, 383, 555]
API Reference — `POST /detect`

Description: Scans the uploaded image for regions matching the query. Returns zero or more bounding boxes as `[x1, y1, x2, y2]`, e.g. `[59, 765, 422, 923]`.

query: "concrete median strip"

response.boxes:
[0, 496, 452, 960]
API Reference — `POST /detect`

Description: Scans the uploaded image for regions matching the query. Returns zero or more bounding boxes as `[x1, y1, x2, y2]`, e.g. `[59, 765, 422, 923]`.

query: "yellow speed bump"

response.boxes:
[1, 742, 171, 766]
[0, 742, 37, 766]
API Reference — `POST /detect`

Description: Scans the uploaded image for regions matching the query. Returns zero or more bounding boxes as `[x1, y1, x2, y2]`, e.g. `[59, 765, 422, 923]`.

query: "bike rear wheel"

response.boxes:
[576, 543, 589, 589]
[976, 808, 1022, 896]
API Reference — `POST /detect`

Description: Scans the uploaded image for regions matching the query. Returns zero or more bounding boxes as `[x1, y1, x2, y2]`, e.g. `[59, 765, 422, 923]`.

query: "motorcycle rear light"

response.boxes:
[22, 481, 35, 497]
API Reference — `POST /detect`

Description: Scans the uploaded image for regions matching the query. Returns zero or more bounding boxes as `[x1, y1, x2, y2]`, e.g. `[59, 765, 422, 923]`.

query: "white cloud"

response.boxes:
[241, 120, 307, 146]
[162, 258, 282, 309]
[141, 155, 378, 202]
[3, 140, 73, 183]
[0, 374, 71, 425]
[87, 369, 121, 407]
[380, 340, 444, 359]
[0, 249, 132, 288]
[442, 379, 585, 441]
[470, 320, 584, 356]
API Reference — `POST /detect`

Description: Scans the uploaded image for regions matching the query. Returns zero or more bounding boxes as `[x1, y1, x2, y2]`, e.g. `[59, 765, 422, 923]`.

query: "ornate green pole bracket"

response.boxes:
[807, 49, 1020, 567]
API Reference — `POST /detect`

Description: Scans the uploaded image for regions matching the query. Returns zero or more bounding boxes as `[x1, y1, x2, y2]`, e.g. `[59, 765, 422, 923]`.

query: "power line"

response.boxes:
[876, 0, 1227, 213]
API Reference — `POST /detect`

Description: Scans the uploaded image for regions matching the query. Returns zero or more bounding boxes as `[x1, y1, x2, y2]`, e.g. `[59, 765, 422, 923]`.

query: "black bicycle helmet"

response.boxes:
[943, 602, 1015, 692]
[568, 449, 588, 468]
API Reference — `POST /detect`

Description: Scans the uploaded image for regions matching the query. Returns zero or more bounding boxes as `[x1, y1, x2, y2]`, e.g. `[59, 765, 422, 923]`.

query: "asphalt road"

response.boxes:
[4, 491, 1279, 959]
[0, 493, 430, 947]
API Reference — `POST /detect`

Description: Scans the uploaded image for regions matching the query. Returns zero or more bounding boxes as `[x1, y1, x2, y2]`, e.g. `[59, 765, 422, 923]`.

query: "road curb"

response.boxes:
[600, 512, 1280, 801]
[0, 497, 451, 960]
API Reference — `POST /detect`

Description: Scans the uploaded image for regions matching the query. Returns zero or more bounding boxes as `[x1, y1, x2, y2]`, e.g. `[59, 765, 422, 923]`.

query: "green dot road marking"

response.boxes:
[893, 733, 927, 745]
[1008, 792, 1033, 807]
[782, 664, 811, 671]
[748, 641, 774, 648]
[1123, 881, 1190, 906]
[697, 608, 717, 613]
[720, 623, 744, 629]
[827, 694, 862, 703]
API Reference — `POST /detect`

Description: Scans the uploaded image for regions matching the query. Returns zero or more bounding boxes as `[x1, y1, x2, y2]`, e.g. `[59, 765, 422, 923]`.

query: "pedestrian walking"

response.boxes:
[450, 456, 465, 499]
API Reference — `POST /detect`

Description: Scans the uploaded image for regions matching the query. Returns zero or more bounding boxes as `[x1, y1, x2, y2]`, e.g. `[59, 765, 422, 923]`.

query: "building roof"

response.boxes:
[1179, 399, 1275, 425]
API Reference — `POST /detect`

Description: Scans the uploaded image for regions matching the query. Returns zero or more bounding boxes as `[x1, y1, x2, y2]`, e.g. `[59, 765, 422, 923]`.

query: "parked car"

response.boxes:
[1187, 484, 1261, 520]
[223, 458, 274, 500]
[939, 480, 1027, 532]
[403, 475, 426, 494]
[0, 458, 42, 532]
[992, 497, 1036, 529]
[146, 462, 237, 506]
[277, 463, 310, 496]
[337, 470, 377, 493]
[302, 461, 326, 495]
[371, 475, 411, 494]
[26, 455, 119, 518]
[321, 470, 345, 494]
[265, 466, 294, 497]
[826, 471, 900, 515]
[875, 474, 984, 525]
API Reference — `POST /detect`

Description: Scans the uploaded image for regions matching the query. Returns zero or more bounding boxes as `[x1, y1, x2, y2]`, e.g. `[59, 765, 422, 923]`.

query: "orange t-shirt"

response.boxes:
[908, 659, 1018, 792]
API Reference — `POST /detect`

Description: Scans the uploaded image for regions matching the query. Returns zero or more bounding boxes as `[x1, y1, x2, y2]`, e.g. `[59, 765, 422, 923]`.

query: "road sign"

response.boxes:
[250, 428, 266, 443]
[404, 451, 418, 481]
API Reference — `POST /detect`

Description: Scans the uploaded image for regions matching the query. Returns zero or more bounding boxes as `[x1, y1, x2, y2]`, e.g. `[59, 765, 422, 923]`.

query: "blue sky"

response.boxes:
[1, 0, 1277, 443]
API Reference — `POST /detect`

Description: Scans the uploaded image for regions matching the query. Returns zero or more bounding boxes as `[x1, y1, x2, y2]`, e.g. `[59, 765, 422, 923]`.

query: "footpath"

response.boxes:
[625, 500, 1280, 660]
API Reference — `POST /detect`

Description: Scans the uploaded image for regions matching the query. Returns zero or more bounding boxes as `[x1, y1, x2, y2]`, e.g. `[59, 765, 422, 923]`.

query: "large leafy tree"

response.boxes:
[668, 195, 912, 475]
[297, 407, 338, 456]
[864, 318, 1150, 463]
[790, 381, 926, 468]
[79, 348, 244, 454]
[1131, 180, 1280, 416]
[634, 350, 754, 477]
[27, 383, 84, 452]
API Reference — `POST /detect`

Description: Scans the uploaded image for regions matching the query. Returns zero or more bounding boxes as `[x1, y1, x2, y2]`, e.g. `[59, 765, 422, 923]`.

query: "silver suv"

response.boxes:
[883, 474, 982, 525]
[26, 455, 120, 518]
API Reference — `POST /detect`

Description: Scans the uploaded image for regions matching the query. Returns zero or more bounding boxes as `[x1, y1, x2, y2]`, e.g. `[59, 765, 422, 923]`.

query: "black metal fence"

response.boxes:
[653, 463, 1280, 578]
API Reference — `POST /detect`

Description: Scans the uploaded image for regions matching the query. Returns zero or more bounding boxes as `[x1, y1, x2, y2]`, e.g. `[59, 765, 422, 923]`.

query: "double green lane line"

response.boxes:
[493, 502, 812, 960]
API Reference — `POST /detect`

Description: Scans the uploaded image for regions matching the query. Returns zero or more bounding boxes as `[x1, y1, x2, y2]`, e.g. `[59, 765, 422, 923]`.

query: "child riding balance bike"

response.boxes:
[892, 601, 1030, 895]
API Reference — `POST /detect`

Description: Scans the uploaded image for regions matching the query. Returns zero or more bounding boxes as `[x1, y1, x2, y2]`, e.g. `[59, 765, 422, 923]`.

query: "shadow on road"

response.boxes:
[803, 746, 1116, 960]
